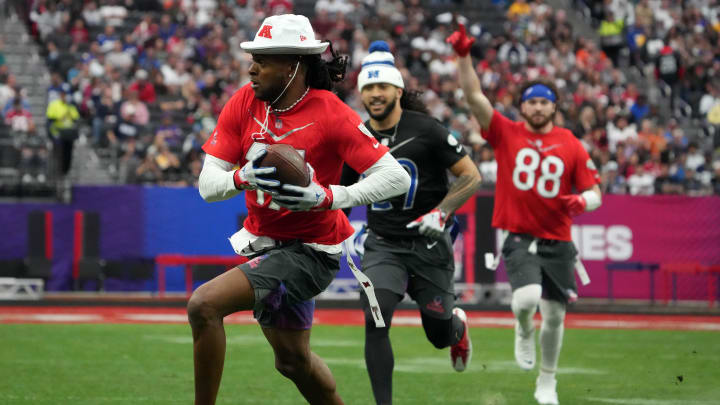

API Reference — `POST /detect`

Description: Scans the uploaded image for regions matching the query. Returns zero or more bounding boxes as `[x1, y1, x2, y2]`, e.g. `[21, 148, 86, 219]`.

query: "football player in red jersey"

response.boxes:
[448, 24, 602, 405]
[189, 15, 410, 405]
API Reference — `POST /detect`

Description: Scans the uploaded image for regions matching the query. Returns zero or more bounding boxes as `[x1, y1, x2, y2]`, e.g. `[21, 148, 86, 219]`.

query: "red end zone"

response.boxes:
[1, 306, 719, 331]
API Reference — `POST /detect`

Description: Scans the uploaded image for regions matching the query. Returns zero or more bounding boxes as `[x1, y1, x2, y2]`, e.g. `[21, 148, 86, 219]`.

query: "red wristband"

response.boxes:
[233, 169, 246, 190]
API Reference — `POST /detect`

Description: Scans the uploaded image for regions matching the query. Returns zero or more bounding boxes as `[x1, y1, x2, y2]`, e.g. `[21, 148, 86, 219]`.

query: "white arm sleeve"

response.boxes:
[329, 152, 411, 210]
[198, 154, 242, 202]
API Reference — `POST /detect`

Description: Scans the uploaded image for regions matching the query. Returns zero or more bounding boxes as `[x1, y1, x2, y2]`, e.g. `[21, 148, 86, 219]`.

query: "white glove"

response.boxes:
[273, 164, 334, 211]
[406, 208, 448, 240]
[233, 149, 280, 192]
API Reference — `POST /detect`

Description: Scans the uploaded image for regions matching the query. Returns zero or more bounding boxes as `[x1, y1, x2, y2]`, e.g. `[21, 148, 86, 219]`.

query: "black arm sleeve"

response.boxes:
[339, 163, 361, 217]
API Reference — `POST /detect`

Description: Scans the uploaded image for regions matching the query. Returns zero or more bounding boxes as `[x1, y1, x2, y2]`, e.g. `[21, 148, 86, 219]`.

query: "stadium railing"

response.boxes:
[606, 261, 660, 303]
[659, 262, 720, 308]
[154, 254, 248, 297]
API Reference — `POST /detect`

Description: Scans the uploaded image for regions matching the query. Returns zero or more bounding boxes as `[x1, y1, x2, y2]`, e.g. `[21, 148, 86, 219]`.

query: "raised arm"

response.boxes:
[447, 24, 494, 130]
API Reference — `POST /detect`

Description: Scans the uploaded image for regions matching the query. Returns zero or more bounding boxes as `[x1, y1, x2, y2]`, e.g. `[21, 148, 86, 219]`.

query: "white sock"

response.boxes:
[539, 299, 566, 376]
[511, 284, 542, 336]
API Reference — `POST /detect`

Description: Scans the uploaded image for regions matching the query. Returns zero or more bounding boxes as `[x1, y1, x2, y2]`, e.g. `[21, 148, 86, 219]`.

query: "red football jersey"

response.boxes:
[482, 111, 600, 241]
[203, 83, 388, 244]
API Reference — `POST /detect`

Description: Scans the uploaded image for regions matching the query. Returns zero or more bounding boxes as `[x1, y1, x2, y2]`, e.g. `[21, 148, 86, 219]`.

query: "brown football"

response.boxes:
[259, 144, 311, 187]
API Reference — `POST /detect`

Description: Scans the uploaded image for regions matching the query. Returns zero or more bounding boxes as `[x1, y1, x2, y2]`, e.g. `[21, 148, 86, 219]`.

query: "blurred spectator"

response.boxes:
[97, 25, 119, 53]
[46, 85, 80, 176]
[655, 45, 682, 104]
[4, 98, 34, 133]
[0, 73, 17, 110]
[154, 113, 183, 149]
[607, 114, 638, 153]
[601, 161, 627, 194]
[99, 0, 127, 27]
[629, 94, 650, 123]
[598, 11, 625, 67]
[82, 1, 103, 27]
[637, 119, 666, 157]
[477, 146, 497, 187]
[6, 98, 47, 183]
[131, 15, 158, 44]
[507, 0, 531, 19]
[119, 90, 149, 128]
[106, 41, 134, 73]
[135, 150, 163, 184]
[150, 137, 182, 183]
[627, 165, 655, 195]
[268, 0, 294, 15]
[128, 69, 156, 104]
[699, 82, 720, 124]
[69, 18, 89, 46]
[497, 33, 528, 67]
[685, 143, 705, 173]
[90, 85, 117, 146]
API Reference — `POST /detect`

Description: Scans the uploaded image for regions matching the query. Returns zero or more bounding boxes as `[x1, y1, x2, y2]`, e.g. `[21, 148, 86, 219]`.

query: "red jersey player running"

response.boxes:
[447, 24, 602, 405]
[189, 15, 410, 405]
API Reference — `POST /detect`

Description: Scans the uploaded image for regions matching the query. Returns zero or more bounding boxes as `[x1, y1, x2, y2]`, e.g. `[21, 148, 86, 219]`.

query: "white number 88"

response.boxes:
[512, 148, 564, 198]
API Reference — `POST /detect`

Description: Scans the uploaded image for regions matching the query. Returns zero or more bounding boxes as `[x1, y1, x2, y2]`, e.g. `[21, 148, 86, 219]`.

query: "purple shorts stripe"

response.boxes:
[256, 282, 315, 330]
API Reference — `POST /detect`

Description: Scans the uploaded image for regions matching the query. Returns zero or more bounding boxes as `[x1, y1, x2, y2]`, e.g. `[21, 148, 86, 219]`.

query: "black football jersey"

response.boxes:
[341, 110, 467, 238]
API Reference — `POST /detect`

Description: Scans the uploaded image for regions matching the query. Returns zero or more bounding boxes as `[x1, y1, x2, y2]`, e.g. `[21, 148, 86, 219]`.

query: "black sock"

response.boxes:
[362, 289, 402, 405]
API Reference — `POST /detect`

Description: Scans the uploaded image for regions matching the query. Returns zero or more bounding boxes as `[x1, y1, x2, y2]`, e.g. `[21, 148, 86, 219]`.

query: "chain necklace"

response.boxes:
[377, 121, 400, 145]
[271, 86, 310, 114]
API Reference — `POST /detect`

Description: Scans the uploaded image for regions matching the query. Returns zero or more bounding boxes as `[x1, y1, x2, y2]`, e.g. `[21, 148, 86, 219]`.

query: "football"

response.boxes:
[259, 144, 311, 187]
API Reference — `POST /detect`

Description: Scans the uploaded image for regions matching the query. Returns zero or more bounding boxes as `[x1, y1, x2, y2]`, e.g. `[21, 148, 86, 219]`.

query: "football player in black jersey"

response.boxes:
[341, 41, 482, 405]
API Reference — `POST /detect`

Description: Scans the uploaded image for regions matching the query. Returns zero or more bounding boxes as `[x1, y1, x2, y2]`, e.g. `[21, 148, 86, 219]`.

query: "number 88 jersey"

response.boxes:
[482, 111, 600, 241]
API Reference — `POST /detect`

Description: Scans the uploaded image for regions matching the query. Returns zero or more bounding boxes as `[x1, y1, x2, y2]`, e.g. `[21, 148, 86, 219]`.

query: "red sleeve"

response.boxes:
[202, 89, 246, 164]
[480, 110, 510, 149]
[573, 140, 601, 191]
[332, 106, 388, 173]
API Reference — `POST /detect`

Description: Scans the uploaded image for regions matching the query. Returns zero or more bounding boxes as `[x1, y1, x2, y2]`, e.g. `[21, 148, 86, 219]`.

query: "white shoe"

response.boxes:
[450, 308, 472, 372]
[534, 374, 559, 405]
[514, 322, 535, 370]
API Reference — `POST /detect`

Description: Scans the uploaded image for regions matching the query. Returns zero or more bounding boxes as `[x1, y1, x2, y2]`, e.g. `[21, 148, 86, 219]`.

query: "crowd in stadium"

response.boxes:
[0, 0, 718, 195]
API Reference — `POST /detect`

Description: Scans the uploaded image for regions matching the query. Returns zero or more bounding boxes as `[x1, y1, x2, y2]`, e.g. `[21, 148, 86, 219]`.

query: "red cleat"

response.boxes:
[450, 307, 472, 372]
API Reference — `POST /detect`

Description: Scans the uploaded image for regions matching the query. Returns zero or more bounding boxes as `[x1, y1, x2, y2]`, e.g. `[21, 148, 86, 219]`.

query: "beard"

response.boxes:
[521, 110, 555, 131]
[252, 76, 288, 104]
[364, 96, 398, 122]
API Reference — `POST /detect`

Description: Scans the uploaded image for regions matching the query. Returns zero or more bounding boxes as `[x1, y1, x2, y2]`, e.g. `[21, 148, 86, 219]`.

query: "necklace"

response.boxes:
[377, 121, 399, 145]
[272, 87, 310, 113]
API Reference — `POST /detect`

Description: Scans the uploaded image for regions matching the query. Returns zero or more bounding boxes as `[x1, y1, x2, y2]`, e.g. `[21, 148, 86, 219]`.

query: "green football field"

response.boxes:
[1, 323, 718, 404]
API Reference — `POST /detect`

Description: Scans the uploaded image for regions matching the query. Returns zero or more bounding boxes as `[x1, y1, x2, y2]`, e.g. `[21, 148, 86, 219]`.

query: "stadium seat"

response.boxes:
[102, 258, 155, 290]
[0, 259, 25, 278]
[73, 211, 105, 291]
[23, 210, 53, 281]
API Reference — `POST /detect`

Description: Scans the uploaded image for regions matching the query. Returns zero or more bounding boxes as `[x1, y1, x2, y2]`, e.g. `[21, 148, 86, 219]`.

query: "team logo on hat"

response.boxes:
[258, 25, 272, 39]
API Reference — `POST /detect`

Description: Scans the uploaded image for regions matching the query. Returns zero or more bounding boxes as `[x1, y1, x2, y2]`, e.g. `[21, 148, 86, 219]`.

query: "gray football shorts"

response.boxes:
[502, 232, 578, 304]
[239, 241, 341, 330]
[361, 230, 456, 319]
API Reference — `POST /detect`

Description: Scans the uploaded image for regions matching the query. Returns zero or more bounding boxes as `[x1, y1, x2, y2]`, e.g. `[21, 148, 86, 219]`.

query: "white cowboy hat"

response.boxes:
[241, 14, 329, 55]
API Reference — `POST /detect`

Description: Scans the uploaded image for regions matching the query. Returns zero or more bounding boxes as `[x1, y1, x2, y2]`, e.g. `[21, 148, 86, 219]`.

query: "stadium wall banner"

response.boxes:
[0, 186, 248, 292]
[1, 188, 719, 299]
[490, 195, 720, 300]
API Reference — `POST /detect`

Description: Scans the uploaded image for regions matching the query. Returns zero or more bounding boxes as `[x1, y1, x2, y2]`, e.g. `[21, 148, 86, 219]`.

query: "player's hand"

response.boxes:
[273, 164, 334, 211]
[446, 23, 475, 57]
[233, 149, 280, 193]
[559, 194, 587, 216]
[406, 208, 448, 240]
